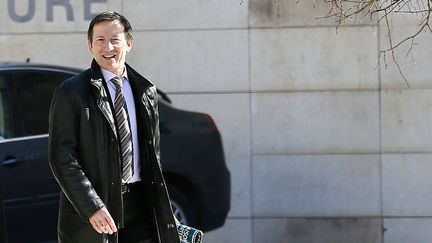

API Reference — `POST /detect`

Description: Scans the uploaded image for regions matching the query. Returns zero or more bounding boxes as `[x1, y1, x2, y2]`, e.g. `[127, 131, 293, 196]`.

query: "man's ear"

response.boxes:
[88, 40, 93, 53]
[127, 39, 133, 52]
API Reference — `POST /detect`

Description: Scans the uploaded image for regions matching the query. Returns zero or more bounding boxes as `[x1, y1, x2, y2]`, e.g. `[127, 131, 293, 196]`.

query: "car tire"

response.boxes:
[168, 185, 197, 227]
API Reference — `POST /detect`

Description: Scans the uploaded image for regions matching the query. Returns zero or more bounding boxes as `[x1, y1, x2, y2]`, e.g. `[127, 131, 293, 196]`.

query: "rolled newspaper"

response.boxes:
[177, 223, 204, 243]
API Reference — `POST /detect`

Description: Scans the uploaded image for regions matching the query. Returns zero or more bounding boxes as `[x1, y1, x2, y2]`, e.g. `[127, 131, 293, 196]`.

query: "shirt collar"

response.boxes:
[101, 67, 129, 83]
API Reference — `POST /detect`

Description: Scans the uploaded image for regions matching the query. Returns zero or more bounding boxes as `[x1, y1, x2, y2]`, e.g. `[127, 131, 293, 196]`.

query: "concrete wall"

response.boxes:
[2, 0, 432, 242]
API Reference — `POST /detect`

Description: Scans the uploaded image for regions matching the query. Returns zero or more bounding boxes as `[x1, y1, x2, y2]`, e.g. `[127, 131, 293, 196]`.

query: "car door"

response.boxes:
[0, 185, 6, 243]
[0, 69, 71, 243]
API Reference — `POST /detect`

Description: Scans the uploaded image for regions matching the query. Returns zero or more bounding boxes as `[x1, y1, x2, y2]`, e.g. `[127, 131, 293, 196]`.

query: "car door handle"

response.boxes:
[1, 157, 24, 168]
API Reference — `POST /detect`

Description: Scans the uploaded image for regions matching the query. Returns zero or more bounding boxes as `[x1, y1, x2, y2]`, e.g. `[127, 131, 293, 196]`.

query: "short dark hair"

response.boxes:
[87, 11, 133, 42]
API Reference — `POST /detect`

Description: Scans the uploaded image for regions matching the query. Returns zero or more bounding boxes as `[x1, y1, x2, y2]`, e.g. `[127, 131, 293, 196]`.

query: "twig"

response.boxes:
[319, 0, 432, 86]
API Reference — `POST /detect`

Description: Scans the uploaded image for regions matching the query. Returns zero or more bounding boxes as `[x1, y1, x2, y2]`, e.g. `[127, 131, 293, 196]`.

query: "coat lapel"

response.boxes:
[126, 64, 155, 127]
[89, 60, 117, 138]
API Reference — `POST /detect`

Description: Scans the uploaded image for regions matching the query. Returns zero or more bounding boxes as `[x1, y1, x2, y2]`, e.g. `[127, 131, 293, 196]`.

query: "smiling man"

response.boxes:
[48, 11, 179, 243]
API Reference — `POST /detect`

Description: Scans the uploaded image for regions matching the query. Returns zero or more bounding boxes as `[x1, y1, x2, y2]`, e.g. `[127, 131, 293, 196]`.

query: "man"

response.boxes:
[49, 11, 179, 243]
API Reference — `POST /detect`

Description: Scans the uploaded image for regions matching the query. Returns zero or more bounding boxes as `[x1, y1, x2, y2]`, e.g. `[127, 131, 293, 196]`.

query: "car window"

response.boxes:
[0, 73, 14, 140]
[3, 71, 71, 138]
[0, 76, 4, 139]
[10, 71, 71, 137]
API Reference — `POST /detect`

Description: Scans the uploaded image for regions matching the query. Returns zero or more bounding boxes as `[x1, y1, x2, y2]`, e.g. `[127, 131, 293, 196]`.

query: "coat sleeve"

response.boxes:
[48, 84, 105, 221]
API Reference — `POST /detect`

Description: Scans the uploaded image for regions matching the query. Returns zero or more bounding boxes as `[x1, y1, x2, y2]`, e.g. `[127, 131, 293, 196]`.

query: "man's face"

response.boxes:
[88, 20, 132, 75]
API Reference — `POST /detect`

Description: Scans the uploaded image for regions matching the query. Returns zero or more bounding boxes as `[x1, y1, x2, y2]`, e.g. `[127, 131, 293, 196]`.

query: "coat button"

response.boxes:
[148, 140, 152, 145]
[160, 183, 164, 187]
[167, 223, 175, 229]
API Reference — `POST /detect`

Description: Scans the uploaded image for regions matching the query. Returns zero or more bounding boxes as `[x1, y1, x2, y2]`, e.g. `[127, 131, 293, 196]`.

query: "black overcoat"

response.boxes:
[48, 60, 179, 243]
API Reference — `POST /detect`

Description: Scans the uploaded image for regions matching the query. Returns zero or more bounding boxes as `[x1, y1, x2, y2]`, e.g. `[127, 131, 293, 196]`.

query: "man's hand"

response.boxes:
[89, 207, 117, 234]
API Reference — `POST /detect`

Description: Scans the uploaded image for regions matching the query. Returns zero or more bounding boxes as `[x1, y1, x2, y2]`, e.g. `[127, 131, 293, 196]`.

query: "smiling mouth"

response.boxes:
[102, 54, 116, 60]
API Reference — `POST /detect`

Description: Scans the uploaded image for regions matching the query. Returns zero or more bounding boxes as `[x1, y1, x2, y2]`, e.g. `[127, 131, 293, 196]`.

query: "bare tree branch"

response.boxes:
[305, 0, 432, 86]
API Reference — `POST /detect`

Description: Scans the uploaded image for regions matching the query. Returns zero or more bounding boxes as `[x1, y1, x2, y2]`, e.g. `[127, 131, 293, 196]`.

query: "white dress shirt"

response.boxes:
[101, 68, 141, 183]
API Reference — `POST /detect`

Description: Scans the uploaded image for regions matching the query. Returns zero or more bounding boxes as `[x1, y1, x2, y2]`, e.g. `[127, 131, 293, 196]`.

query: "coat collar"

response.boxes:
[89, 59, 154, 92]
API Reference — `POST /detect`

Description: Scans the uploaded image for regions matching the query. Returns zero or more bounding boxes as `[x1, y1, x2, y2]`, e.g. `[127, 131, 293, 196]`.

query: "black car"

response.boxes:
[0, 63, 230, 243]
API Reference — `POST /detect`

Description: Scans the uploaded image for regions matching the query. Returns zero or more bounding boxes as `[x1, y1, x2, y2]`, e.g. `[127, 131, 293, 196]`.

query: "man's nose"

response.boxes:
[103, 41, 115, 51]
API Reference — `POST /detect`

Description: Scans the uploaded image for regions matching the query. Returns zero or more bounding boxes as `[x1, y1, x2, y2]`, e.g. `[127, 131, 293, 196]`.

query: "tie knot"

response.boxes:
[111, 76, 123, 89]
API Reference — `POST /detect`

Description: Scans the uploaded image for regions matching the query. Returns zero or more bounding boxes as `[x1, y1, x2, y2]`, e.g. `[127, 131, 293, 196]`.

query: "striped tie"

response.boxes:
[111, 76, 133, 184]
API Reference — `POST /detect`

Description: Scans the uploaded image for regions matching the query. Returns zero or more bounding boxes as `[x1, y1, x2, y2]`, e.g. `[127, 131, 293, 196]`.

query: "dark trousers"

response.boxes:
[118, 182, 155, 243]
